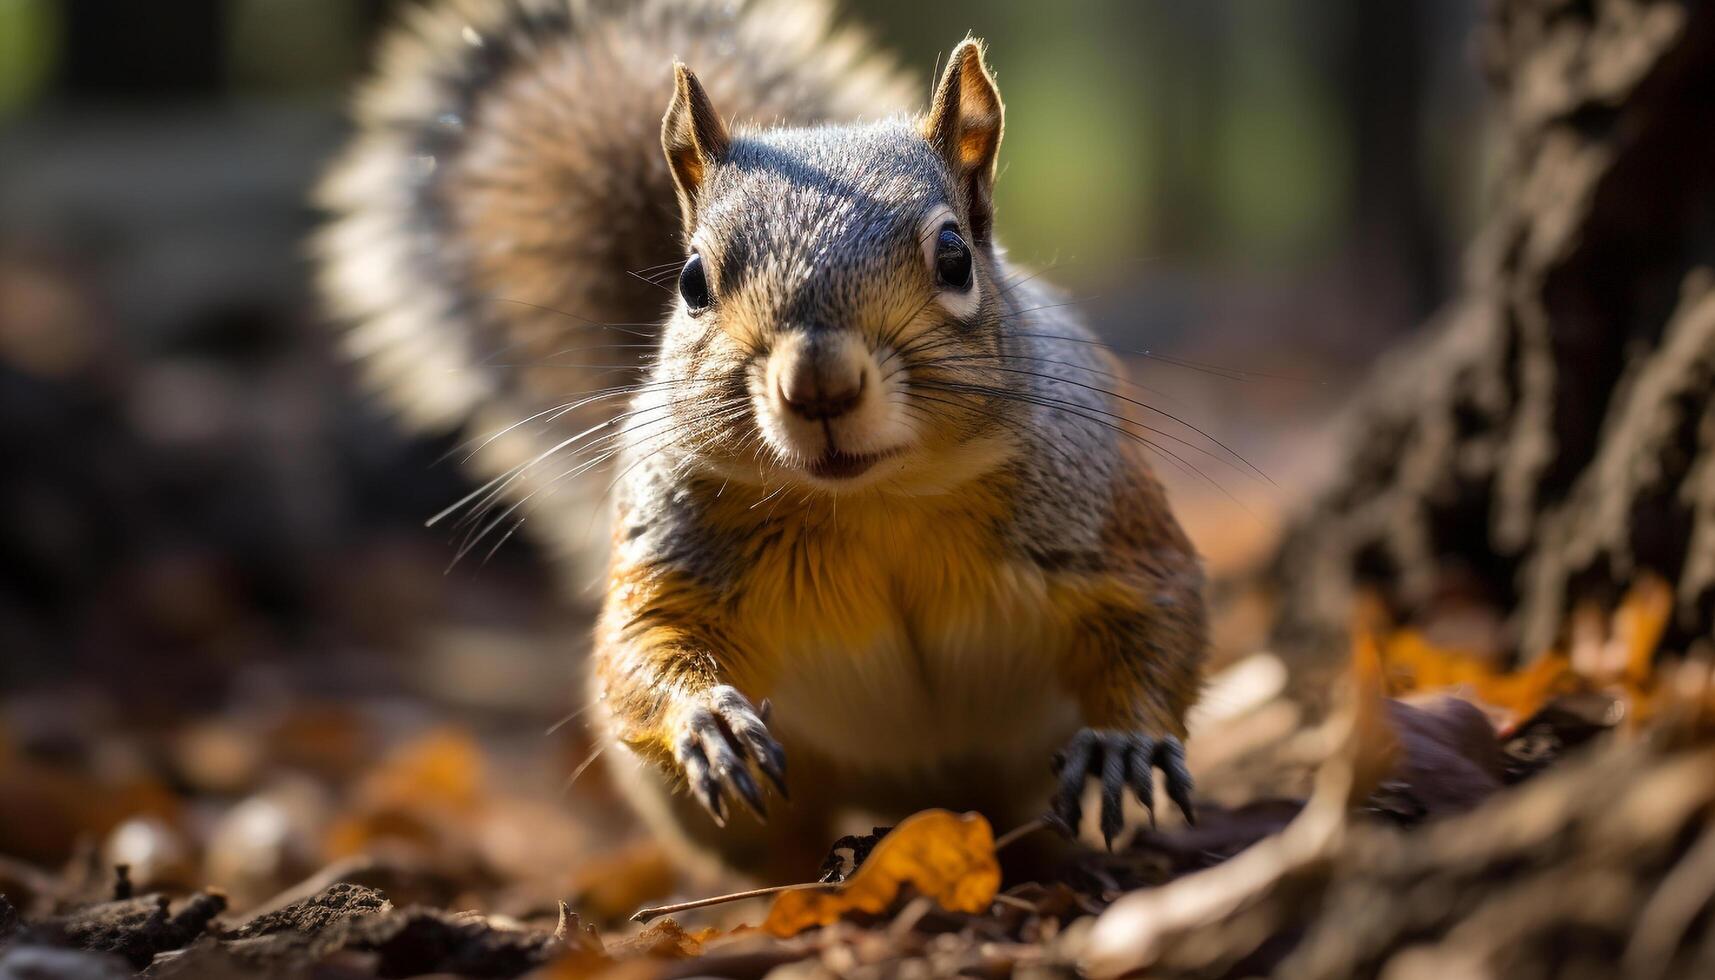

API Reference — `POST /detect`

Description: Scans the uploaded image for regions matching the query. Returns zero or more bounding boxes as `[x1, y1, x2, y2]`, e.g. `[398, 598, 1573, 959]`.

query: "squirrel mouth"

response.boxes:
[804, 448, 897, 481]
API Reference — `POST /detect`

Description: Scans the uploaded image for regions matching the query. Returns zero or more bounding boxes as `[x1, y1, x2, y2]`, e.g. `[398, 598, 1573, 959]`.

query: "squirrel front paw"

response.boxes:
[1049, 728, 1195, 848]
[670, 685, 787, 826]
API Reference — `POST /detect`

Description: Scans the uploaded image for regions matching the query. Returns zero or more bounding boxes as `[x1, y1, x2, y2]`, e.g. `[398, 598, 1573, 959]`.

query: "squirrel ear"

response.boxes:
[922, 38, 1004, 245]
[662, 62, 731, 233]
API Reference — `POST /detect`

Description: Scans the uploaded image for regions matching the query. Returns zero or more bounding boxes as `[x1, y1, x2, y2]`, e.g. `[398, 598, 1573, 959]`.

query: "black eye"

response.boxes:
[934, 224, 973, 291]
[679, 252, 711, 312]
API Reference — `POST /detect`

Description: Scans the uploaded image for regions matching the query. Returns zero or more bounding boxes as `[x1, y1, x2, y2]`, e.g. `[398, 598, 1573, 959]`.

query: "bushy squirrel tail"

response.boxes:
[312, 0, 912, 572]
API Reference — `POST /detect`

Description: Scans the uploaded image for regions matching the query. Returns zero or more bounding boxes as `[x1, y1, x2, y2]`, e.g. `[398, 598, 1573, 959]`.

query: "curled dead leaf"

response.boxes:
[762, 809, 999, 937]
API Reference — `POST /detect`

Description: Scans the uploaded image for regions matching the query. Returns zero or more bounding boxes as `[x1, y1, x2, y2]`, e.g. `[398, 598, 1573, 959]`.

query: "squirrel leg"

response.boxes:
[594, 628, 818, 872]
[1047, 568, 1204, 846]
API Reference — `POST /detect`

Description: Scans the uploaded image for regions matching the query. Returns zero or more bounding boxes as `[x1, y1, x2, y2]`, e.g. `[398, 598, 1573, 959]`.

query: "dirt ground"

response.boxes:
[2, 539, 1711, 978]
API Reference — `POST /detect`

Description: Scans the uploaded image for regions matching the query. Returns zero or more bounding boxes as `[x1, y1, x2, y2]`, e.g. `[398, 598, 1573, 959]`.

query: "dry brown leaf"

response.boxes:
[762, 808, 999, 938]
[617, 919, 714, 958]
[523, 913, 716, 979]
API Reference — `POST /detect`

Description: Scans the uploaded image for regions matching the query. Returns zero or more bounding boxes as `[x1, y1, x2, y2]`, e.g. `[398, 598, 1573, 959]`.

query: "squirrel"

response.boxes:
[315, 0, 1207, 883]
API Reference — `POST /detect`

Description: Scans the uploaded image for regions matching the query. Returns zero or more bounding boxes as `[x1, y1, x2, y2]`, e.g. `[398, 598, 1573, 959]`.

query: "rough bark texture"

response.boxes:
[1274, 0, 1715, 660]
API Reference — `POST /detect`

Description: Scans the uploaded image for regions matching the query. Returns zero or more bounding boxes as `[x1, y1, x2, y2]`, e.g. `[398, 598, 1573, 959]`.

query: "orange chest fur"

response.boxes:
[693, 497, 1094, 771]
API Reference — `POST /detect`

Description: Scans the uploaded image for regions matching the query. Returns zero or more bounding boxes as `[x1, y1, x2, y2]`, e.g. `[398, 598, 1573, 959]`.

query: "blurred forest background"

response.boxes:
[9, 7, 1715, 975]
[0, 0, 1486, 699]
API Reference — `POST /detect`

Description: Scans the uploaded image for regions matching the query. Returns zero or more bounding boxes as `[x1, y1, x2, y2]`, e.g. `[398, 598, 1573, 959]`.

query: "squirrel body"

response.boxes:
[320, 0, 1207, 883]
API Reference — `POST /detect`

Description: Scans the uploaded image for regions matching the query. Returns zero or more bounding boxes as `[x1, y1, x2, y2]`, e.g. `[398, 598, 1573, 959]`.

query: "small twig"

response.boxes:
[630, 880, 831, 923]
[631, 815, 1051, 924]
[994, 816, 1051, 852]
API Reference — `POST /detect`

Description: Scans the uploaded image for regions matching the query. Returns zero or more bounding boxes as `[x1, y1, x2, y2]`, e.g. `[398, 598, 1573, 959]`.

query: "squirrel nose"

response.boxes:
[778, 349, 865, 421]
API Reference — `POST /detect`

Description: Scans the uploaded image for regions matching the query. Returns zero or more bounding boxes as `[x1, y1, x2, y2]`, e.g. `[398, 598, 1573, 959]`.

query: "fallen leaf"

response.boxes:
[525, 919, 714, 980]
[762, 809, 999, 938]
[1358, 575, 1674, 727]
[1346, 629, 1401, 806]
[1613, 576, 1674, 721]
[1372, 628, 1576, 722]
[603, 919, 707, 959]
[1367, 697, 1505, 822]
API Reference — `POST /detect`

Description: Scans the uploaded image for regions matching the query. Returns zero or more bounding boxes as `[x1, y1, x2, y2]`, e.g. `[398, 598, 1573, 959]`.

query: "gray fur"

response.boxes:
[615, 117, 1127, 592]
[314, 0, 913, 577]
[321, 1, 1204, 878]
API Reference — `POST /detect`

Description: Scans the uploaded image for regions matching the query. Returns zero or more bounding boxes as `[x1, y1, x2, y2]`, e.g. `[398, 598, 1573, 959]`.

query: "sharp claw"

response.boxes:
[677, 729, 725, 827]
[1052, 727, 1201, 845]
[675, 688, 791, 825]
[731, 724, 786, 792]
[710, 687, 789, 805]
[700, 725, 765, 823]
[1126, 737, 1157, 825]
[1052, 731, 1097, 836]
[695, 773, 726, 827]
[728, 764, 768, 820]
[756, 740, 789, 798]
[1100, 737, 1127, 850]
[1157, 737, 1196, 825]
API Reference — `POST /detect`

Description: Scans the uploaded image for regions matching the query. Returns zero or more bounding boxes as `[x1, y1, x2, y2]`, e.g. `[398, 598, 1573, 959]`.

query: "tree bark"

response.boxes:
[1273, 0, 1715, 660]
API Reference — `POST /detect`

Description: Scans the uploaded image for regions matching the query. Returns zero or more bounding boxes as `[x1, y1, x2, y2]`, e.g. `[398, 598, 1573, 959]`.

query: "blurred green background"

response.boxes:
[0, 0, 1487, 306]
[0, 0, 1487, 692]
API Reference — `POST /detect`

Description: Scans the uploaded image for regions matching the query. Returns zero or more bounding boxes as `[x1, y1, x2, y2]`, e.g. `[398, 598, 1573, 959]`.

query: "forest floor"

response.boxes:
[0, 335, 1710, 977]
[2, 559, 1713, 978]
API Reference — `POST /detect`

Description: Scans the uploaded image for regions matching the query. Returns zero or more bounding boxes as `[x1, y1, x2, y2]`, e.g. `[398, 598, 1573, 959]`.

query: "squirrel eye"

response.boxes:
[679, 253, 712, 312]
[934, 224, 973, 292]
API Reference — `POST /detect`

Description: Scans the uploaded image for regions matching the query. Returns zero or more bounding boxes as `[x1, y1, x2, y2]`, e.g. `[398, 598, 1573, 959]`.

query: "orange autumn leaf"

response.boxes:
[762, 809, 999, 937]
[1376, 628, 1577, 721]
[1346, 629, 1402, 804]
[1359, 575, 1675, 726]
[1614, 575, 1673, 689]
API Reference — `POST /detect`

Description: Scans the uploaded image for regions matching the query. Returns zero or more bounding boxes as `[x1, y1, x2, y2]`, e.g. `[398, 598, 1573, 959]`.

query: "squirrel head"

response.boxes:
[651, 39, 1023, 496]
